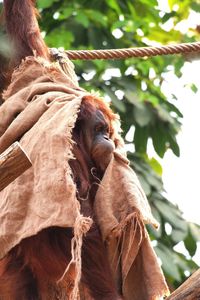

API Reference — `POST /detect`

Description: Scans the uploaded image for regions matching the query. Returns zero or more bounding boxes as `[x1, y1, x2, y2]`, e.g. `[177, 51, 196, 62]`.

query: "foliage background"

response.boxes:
[1, 0, 200, 290]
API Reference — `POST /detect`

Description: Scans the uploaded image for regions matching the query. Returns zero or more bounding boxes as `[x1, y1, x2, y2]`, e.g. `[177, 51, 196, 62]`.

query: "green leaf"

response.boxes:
[133, 104, 153, 127]
[87, 27, 105, 49]
[37, 0, 55, 9]
[148, 157, 163, 176]
[134, 126, 149, 153]
[75, 12, 89, 28]
[172, 228, 188, 243]
[191, 83, 198, 93]
[165, 101, 183, 118]
[140, 0, 157, 5]
[143, 170, 163, 191]
[105, 0, 121, 14]
[87, 10, 107, 27]
[191, 2, 200, 12]
[168, 0, 176, 10]
[156, 105, 174, 124]
[150, 126, 166, 158]
[168, 133, 180, 157]
[124, 90, 140, 106]
[184, 223, 200, 257]
[60, 8, 74, 20]
[45, 28, 74, 48]
[162, 12, 177, 23]
[155, 200, 188, 231]
[184, 230, 197, 257]
[174, 59, 184, 77]
[189, 223, 200, 242]
[173, 252, 189, 272]
[155, 245, 181, 281]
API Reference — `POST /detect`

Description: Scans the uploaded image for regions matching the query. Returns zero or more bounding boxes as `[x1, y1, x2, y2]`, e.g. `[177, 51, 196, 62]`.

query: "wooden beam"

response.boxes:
[0, 142, 32, 191]
[166, 268, 200, 300]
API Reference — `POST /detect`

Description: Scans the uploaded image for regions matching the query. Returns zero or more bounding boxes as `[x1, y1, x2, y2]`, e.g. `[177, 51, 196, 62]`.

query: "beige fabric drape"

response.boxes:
[0, 56, 169, 299]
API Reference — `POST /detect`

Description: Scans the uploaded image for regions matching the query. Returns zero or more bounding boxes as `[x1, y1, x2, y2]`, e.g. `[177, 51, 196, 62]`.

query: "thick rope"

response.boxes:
[51, 41, 200, 60]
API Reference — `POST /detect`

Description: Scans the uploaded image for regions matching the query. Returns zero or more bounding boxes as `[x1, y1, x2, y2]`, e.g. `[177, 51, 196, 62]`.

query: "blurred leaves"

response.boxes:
[36, 0, 200, 289]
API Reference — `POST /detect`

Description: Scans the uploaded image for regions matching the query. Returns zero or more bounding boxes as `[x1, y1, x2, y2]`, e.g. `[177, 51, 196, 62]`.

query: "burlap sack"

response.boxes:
[0, 56, 169, 299]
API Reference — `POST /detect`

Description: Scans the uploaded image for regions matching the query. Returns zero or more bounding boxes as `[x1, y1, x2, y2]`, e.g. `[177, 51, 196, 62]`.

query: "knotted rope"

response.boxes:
[51, 41, 200, 60]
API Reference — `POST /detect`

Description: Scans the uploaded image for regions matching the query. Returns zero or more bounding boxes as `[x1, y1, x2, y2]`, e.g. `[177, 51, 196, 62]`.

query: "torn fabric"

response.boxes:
[0, 56, 169, 299]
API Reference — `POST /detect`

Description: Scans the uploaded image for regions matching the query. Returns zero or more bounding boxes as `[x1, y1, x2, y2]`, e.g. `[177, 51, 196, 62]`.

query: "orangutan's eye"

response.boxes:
[95, 123, 108, 133]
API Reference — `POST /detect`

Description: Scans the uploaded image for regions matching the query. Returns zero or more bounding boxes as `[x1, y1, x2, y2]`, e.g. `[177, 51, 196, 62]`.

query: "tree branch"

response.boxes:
[0, 142, 32, 191]
[166, 269, 200, 300]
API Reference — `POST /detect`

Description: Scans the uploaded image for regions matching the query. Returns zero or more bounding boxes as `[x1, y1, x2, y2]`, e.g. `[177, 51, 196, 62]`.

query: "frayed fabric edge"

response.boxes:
[57, 214, 93, 300]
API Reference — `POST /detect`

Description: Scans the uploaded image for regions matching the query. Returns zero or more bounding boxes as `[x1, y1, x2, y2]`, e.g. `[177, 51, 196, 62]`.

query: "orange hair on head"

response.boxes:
[82, 95, 118, 136]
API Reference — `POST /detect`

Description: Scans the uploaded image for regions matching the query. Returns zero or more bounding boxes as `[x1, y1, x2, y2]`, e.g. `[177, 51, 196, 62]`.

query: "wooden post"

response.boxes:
[0, 142, 32, 191]
[166, 268, 200, 300]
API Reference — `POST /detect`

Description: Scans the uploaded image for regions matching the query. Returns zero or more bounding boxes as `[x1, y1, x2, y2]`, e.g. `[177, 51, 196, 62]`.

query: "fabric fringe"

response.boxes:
[109, 211, 144, 239]
[108, 212, 144, 271]
[57, 215, 92, 300]
[106, 212, 169, 300]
